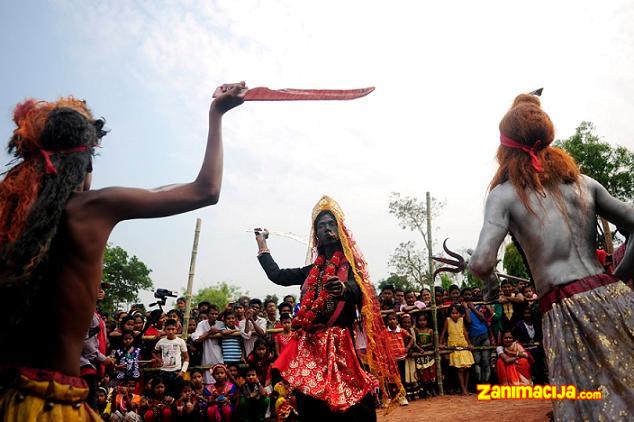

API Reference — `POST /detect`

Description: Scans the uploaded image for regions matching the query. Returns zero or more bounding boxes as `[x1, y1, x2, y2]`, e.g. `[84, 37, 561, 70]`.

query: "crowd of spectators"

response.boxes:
[377, 279, 547, 401]
[84, 278, 550, 421]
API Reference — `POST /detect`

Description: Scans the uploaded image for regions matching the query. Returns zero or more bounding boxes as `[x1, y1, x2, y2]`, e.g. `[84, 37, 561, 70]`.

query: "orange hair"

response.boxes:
[0, 97, 94, 245]
[489, 94, 580, 213]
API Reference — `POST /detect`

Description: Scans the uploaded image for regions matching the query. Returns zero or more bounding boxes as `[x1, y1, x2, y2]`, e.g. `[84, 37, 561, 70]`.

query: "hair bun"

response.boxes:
[512, 93, 541, 108]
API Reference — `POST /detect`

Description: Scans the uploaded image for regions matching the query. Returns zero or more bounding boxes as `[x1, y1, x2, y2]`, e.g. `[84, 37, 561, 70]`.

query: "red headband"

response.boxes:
[38, 146, 90, 175]
[500, 133, 543, 172]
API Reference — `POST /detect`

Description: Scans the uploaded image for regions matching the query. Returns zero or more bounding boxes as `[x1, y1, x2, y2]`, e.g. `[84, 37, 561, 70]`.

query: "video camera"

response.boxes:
[149, 288, 177, 309]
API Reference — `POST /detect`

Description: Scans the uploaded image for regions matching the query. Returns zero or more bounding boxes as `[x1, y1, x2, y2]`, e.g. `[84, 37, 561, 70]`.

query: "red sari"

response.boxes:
[496, 341, 534, 386]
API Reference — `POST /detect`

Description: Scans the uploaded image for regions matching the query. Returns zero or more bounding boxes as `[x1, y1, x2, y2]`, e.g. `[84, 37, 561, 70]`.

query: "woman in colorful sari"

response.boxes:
[495, 330, 533, 386]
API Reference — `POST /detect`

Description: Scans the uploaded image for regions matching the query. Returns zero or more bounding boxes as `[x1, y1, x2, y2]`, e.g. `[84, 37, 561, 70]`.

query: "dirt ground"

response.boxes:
[378, 395, 552, 422]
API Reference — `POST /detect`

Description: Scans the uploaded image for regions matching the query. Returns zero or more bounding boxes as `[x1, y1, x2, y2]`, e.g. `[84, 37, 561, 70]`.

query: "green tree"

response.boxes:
[377, 273, 418, 293]
[502, 243, 530, 280]
[102, 245, 153, 313]
[191, 282, 246, 311]
[462, 271, 483, 289]
[553, 122, 634, 200]
[554, 122, 634, 248]
[439, 273, 456, 291]
[388, 241, 429, 288]
[388, 193, 445, 286]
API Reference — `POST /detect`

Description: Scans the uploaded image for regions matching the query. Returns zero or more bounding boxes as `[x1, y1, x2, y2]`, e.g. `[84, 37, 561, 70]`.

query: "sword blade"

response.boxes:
[244, 87, 375, 101]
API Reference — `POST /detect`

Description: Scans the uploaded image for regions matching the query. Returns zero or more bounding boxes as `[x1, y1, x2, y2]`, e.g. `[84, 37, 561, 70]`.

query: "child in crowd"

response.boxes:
[113, 331, 141, 383]
[385, 312, 411, 406]
[247, 339, 273, 388]
[143, 378, 174, 422]
[414, 313, 437, 397]
[96, 386, 111, 420]
[111, 379, 142, 422]
[221, 311, 244, 365]
[175, 381, 200, 421]
[400, 291, 426, 313]
[153, 319, 189, 397]
[205, 364, 237, 422]
[166, 309, 184, 334]
[399, 313, 420, 401]
[237, 366, 270, 422]
[110, 315, 138, 351]
[274, 313, 294, 358]
[447, 285, 463, 307]
[186, 318, 203, 368]
[440, 305, 475, 395]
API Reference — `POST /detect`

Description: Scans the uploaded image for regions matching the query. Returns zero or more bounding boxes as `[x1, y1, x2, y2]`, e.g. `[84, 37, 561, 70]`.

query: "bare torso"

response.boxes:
[1, 83, 247, 376]
[470, 175, 634, 298]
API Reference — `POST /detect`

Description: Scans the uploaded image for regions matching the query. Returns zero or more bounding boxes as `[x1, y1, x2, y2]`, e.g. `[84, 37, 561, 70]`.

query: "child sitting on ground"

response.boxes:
[205, 364, 237, 422]
[175, 381, 199, 421]
[237, 366, 270, 422]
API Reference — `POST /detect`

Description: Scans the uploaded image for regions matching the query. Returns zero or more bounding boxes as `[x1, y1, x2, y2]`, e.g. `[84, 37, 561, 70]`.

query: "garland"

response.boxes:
[292, 251, 343, 330]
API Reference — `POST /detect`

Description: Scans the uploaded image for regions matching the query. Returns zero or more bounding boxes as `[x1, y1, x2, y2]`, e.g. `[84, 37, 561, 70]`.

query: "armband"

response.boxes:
[181, 361, 189, 372]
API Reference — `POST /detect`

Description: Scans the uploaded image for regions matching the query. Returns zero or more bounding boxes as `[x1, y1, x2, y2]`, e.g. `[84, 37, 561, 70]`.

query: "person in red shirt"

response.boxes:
[385, 312, 411, 406]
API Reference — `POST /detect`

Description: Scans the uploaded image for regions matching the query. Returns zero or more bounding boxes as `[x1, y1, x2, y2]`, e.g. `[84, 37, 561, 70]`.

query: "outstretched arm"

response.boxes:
[590, 176, 634, 280]
[255, 230, 311, 286]
[76, 82, 247, 223]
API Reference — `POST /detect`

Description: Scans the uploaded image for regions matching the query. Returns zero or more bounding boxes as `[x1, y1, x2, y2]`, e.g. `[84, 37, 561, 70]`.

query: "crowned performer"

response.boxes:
[254, 196, 403, 420]
[468, 93, 634, 420]
[0, 83, 246, 421]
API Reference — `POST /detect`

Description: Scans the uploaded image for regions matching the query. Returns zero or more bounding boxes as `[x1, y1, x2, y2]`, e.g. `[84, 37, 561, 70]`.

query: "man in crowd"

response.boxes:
[241, 298, 267, 357]
[0, 83, 246, 420]
[254, 196, 403, 420]
[191, 304, 224, 384]
[468, 92, 634, 419]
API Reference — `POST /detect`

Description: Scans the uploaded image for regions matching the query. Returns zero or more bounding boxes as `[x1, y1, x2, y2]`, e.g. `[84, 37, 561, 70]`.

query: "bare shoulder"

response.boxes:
[486, 182, 516, 209]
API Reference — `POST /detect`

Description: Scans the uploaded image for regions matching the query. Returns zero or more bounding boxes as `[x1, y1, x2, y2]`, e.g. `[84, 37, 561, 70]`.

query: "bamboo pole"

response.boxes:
[182, 218, 202, 341]
[600, 217, 614, 255]
[427, 192, 444, 396]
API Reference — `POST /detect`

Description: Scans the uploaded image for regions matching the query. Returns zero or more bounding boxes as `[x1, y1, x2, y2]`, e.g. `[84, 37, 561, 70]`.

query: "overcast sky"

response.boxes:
[1, 1, 633, 308]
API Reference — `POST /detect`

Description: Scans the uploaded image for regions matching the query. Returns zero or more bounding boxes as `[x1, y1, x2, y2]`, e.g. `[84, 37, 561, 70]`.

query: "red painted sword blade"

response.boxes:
[243, 87, 375, 101]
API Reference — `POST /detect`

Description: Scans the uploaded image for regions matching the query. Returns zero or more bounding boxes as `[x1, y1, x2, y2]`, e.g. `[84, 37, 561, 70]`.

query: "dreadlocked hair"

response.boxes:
[489, 93, 581, 215]
[0, 97, 106, 325]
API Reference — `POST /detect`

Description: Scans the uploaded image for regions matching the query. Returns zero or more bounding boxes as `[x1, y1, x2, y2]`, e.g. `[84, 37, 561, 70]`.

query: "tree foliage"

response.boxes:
[102, 245, 153, 313]
[553, 122, 634, 201]
[388, 193, 445, 249]
[439, 273, 456, 291]
[462, 271, 483, 289]
[502, 243, 530, 280]
[191, 282, 246, 311]
[377, 273, 418, 293]
[388, 241, 429, 289]
[388, 193, 446, 288]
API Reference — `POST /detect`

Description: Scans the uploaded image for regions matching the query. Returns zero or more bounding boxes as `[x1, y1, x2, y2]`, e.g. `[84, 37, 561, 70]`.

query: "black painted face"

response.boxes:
[315, 212, 339, 247]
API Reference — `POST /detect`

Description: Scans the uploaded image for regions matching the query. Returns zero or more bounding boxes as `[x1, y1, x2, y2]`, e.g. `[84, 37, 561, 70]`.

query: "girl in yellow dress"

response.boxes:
[440, 304, 475, 395]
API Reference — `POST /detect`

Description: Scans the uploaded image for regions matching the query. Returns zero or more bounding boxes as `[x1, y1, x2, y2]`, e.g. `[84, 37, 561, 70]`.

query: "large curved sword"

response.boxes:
[244, 87, 375, 101]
